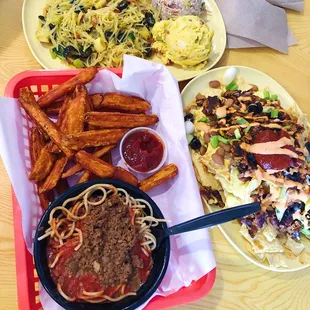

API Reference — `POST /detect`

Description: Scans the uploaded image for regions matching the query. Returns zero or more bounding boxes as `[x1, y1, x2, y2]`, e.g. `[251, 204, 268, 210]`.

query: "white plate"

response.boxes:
[181, 66, 310, 272]
[22, 0, 226, 81]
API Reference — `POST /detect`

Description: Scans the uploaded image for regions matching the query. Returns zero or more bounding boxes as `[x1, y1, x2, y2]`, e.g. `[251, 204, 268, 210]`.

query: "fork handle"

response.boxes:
[165, 202, 261, 237]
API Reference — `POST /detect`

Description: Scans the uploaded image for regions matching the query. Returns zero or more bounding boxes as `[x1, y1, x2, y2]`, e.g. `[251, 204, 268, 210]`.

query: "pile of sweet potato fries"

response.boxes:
[18, 67, 178, 210]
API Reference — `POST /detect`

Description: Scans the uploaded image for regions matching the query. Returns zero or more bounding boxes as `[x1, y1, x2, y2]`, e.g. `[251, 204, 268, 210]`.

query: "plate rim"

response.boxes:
[21, 0, 226, 81]
[181, 65, 310, 272]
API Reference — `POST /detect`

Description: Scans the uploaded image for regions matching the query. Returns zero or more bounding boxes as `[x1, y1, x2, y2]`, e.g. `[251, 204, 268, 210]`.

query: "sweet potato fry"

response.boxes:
[91, 94, 103, 110]
[64, 129, 128, 150]
[138, 164, 179, 192]
[43, 100, 63, 116]
[55, 178, 69, 196]
[75, 151, 116, 178]
[48, 94, 73, 154]
[38, 67, 97, 108]
[48, 87, 87, 153]
[85, 112, 159, 129]
[29, 127, 46, 165]
[29, 127, 54, 209]
[28, 145, 57, 182]
[39, 156, 68, 193]
[19, 88, 74, 158]
[60, 87, 86, 134]
[61, 145, 115, 178]
[77, 170, 92, 184]
[92, 93, 150, 113]
[83, 88, 93, 113]
[56, 93, 73, 128]
[114, 167, 138, 186]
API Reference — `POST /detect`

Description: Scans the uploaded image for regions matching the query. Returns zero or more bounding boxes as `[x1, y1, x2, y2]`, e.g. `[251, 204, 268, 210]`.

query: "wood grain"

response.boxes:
[0, 1, 310, 309]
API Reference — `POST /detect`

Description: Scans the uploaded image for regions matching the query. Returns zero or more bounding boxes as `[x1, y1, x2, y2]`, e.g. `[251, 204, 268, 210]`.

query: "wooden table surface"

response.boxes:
[1, 1, 310, 309]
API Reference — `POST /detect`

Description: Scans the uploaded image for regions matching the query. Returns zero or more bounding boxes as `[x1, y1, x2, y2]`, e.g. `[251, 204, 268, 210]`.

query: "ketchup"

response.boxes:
[122, 130, 164, 173]
[253, 129, 294, 170]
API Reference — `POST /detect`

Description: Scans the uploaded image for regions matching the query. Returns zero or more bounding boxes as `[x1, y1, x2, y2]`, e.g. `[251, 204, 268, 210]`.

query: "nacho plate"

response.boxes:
[182, 66, 310, 272]
[22, 0, 226, 81]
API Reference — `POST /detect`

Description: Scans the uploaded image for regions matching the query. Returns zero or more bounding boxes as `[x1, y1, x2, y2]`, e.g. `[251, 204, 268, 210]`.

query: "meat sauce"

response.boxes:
[122, 130, 164, 173]
[46, 196, 152, 302]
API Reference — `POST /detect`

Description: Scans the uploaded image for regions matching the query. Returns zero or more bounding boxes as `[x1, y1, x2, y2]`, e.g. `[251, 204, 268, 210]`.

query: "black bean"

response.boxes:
[184, 113, 194, 123]
[246, 152, 257, 168]
[105, 31, 114, 40]
[63, 46, 80, 59]
[49, 23, 55, 30]
[290, 202, 305, 214]
[278, 111, 286, 120]
[281, 209, 293, 225]
[233, 143, 244, 156]
[189, 137, 201, 150]
[145, 12, 155, 27]
[79, 46, 92, 58]
[117, 1, 129, 11]
[38, 15, 46, 22]
[145, 45, 152, 57]
[305, 142, 310, 153]
[282, 171, 302, 183]
[248, 102, 263, 114]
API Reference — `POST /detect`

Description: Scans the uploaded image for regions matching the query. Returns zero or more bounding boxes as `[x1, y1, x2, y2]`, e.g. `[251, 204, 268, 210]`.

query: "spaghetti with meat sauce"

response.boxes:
[38, 184, 163, 303]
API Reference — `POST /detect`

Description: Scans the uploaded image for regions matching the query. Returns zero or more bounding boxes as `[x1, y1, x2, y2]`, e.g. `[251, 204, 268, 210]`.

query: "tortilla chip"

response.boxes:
[284, 237, 305, 257]
[190, 150, 222, 190]
[265, 253, 288, 268]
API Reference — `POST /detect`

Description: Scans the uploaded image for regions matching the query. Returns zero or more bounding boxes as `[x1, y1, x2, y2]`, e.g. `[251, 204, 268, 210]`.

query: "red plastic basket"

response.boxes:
[4, 69, 216, 310]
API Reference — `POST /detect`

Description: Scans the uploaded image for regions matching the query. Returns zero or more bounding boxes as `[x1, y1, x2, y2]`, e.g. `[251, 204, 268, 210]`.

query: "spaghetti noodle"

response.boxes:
[36, 0, 159, 68]
[38, 183, 164, 303]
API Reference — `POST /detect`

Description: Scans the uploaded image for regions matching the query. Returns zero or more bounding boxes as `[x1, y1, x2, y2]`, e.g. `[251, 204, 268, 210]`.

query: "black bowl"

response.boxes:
[34, 179, 170, 310]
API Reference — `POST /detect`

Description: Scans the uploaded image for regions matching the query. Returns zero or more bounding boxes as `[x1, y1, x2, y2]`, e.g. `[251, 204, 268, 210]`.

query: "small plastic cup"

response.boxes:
[119, 127, 168, 175]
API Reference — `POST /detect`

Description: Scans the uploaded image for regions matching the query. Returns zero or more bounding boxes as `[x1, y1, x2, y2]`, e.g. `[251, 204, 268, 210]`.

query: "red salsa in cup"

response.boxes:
[122, 130, 164, 173]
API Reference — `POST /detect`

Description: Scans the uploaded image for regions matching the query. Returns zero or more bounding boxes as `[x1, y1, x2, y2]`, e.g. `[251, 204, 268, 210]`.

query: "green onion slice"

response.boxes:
[210, 136, 219, 148]
[226, 82, 238, 91]
[270, 109, 279, 119]
[263, 107, 272, 113]
[218, 136, 229, 144]
[244, 125, 251, 135]
[236, 118, 249, 125]
[198, 117, 209, 123]
[263, 91, 270, 100]
[234, 128, 241, 140]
